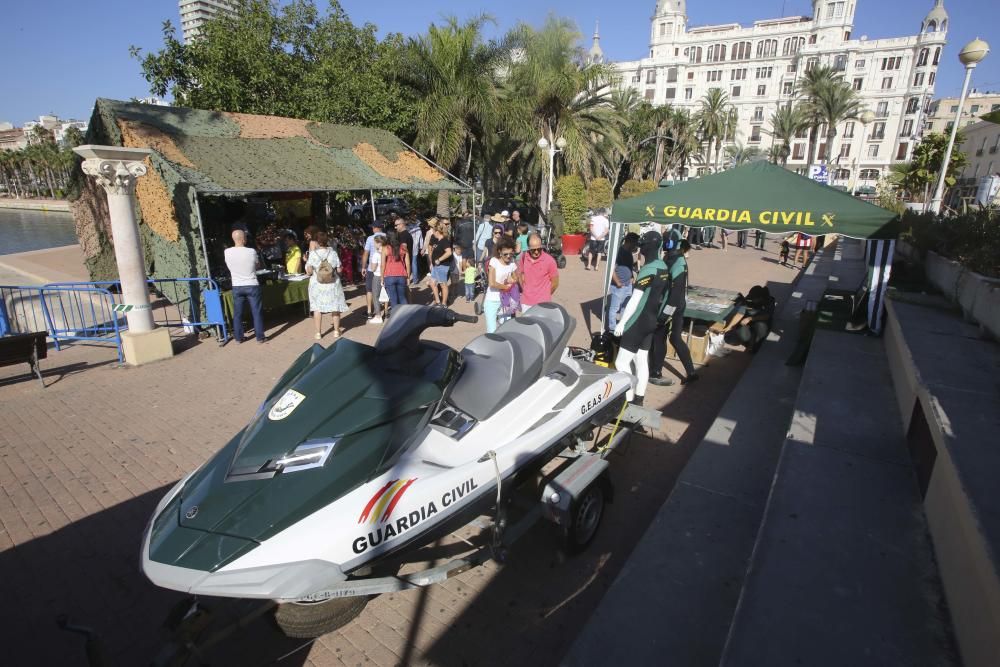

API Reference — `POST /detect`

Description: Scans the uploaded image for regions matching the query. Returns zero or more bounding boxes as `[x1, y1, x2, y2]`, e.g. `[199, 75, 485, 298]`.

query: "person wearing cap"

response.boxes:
[361, 220, 387, 321]
[612, 230, 671, 406]
[500, 209, 510, 221]
[648, 240, 698, 386]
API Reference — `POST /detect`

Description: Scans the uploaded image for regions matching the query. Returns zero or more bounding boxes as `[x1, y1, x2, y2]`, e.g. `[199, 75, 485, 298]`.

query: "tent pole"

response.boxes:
[192, 192, 212, 278]
[370, 191, 377, 221]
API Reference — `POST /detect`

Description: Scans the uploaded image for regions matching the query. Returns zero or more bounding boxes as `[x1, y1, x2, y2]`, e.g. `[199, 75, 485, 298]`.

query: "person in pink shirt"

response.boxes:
[518, 233, 560, 311]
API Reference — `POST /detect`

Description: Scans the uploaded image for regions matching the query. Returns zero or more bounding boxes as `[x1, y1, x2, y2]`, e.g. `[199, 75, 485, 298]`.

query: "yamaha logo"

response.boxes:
[185, 506, 199, 519]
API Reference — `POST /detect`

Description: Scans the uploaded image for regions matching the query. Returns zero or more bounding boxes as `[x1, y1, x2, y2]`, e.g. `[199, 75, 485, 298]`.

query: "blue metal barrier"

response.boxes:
[0, 284, 124, 362]
[43, 277, 228, 344]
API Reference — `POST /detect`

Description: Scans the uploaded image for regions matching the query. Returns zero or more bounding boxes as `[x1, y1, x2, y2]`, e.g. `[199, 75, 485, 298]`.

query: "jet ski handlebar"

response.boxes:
[374, 305, 478, 354]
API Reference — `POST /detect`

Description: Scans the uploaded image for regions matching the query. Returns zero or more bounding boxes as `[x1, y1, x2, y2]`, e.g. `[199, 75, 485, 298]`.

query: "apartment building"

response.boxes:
[178, 0, 239, 44]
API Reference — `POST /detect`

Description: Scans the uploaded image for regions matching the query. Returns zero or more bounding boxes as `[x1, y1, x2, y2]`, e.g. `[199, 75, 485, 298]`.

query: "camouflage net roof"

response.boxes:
[94, 99, 467, 193]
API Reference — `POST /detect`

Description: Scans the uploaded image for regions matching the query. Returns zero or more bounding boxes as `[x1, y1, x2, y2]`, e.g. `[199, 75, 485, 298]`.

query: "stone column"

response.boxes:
[74, 145, 174, 366]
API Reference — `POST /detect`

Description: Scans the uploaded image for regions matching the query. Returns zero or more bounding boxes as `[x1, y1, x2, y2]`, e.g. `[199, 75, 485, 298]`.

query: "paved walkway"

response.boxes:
[0, 238, 801, 666]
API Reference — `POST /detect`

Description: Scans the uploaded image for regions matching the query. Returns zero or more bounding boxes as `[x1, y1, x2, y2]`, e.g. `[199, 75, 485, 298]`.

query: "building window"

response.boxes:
[902, 119, 913, 136]
[707, 44, 728, 62]
[732, 86, 742, 98]
[787, 63, 797, 74]
[781, 37, 805, 56]
[755, 66, 773, 79]
[782, 81, 794, 95]
[806, 57, 819, 72]
[688, 72, 695, 80]
[905, 98, 920, 114]
[876, 101, 889, 117]
[660, 22, 666, 36]
[896, 143, 908, 160]
[844, 121, 855, 138]
[855, 59, 866, 69]
[880, 56, 902, 70]
[853, 77, 863, 90]
[949, 105, 959, 113]
[647, 70, 657, 84]
[992, 104, 1000, 112]
[818, 143, 827, 161]
[750, 126, 762, 143]
[686, 46, 703, 63]
[929, 72, 936, 85]
[792, 143, 806, 160]
[881, 77, 894, 90]
[835, 168, 851, 180]
[833, 55, 848, 71]
[917, 48, 929, 67]
[809, 35, 817, 45]
[666, 87, 676, 100]
[645, 89, 655, 101]
[844, 31, 851, 41]
[731, 68, 747, 81]
[971, 104, 981, 113]
[868, 144, 880, 158]
[795, 127, 809, 139]
[913, 72, 925, 86]
[756, 84, 767, 96]
[860, 168, 880, 180]
[667, 67, 678, 83]
[752, 106, 764, 121]
[685, 88, 694, 100]
[933, 47, 941, 65]
[707, 70, 723, 82]
[756, 40, 778, 58]
[825, 2, 845, 19]
[731, 41, 752, 61]
[840, 144, 851, 158]
[872, 122, 886, 139]
[632, 75, 640, 84]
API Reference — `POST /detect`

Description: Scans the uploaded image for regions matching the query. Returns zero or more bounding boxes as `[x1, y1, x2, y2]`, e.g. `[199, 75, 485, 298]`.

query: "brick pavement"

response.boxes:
[0, 238, 800, 666]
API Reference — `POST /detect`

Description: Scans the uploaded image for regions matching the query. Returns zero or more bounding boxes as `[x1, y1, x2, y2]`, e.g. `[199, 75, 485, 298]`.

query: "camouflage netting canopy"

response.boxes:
[95, 98, 467, 193]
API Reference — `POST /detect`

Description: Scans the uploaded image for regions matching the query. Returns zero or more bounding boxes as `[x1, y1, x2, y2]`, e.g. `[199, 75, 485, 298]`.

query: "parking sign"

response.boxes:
[809, 165, 829, 185]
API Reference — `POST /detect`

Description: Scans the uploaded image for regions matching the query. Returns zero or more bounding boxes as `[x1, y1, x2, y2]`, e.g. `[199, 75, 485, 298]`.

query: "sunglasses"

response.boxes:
[500, 253, 514, 258]
[528, 247, 542, 253]
[493, 232, 502, 236]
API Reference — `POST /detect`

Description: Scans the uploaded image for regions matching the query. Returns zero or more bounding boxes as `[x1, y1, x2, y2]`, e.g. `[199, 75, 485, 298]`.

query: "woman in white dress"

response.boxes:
[304, 230, 348, 339]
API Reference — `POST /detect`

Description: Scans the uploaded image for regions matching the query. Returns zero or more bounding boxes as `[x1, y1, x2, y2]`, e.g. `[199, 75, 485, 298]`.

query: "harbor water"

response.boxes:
[0, 208, 77, 256]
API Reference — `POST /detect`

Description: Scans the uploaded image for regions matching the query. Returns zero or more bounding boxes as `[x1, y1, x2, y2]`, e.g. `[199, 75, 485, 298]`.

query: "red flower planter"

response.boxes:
[561, 233, 588, 256]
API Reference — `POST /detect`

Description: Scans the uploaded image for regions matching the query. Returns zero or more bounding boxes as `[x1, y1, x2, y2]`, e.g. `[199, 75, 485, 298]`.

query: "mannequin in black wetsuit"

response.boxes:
[612, 231, 669, 406]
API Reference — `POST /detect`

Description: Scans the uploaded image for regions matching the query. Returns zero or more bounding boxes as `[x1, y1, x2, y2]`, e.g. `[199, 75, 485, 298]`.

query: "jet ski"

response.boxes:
[141, 303, 634, 637]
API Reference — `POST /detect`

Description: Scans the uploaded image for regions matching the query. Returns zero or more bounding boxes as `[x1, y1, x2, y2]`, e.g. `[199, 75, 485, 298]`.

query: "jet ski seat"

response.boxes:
[448, 303, 575, 422]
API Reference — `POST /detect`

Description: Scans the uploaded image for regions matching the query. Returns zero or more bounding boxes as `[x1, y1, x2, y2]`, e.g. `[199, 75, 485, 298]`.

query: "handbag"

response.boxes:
[378, 283, 390, 303]
[707, 331, 727, 357]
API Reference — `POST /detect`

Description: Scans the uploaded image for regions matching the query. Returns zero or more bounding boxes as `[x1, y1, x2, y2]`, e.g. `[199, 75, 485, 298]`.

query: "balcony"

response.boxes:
[976, 149, 984, 156]
[990, 146, 998, 154]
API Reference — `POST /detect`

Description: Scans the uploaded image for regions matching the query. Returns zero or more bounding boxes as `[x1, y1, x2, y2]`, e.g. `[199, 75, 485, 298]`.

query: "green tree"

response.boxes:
[696, 88, 735, 172]
[889, 132, 968, 205]
[619, 178, 657, 199]
[503, 16, 623, 209]
[587, 177, 613, 209]
[131, 0, 415, 135]
[555, 173, 587, 233]
[766, 103, 808, 165]
[808, 79, 864, 166]
[724, 142, 762, 167]
[795, 65, 844, 169]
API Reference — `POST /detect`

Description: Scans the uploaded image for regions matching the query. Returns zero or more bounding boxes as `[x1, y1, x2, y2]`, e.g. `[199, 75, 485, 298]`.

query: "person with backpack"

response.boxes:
[304, 230, 348, 340]
[647, 240, 698, 386]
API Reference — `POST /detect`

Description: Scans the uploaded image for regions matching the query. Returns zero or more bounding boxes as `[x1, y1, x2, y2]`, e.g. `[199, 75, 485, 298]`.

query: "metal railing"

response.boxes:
[43, 278, 228, 344]
[1, 277, 228, 364]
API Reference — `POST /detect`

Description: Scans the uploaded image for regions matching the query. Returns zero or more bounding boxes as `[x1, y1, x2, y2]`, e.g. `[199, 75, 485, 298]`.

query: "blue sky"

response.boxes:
[3, 0, 997, 124]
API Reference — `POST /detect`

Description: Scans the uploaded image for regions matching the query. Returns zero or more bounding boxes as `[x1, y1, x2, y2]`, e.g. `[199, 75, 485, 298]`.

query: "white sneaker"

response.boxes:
[370, 316, 384, 324]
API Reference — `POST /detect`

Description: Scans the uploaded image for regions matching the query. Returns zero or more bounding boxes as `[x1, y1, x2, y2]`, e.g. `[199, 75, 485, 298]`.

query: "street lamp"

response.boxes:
[929, 38, 990, 214]
[851, 109, 876, 194]
[538, 135, 567, 213]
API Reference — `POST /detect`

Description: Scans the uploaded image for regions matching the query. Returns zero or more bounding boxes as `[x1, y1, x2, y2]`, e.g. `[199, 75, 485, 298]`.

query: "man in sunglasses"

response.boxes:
[518, 233, 559, 312]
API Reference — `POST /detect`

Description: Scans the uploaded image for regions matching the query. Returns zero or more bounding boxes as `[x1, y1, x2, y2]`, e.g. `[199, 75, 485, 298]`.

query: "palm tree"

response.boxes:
[664, 108, 700, 180]
[795, 65, 840, 170]
[503, 16, 623, 208]
[696, 88, 734, 172]
[401, 15, 509, 213]
[766, 103, 808, 165]
[808, 79, 865, 168]
[725, 142, 763, 167]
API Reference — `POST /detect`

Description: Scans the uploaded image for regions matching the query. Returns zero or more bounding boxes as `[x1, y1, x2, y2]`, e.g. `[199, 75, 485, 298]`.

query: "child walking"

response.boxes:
[463, 256, 476, 302]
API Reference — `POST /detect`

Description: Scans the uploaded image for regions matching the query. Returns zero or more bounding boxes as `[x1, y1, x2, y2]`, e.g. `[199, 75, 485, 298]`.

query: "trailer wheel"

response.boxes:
[273, 596, 369, 638]
[563, 478, 607, 553]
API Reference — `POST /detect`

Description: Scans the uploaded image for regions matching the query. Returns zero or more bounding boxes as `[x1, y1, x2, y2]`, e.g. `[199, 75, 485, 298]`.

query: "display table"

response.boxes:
[222, 278, 310, 324]
[671, 285, 742, 366]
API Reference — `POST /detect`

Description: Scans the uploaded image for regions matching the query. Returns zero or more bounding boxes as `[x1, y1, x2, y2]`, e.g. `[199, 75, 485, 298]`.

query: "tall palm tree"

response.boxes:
[503, 16, 623, 208]
[795, 64, 840, 170]
[696, 88, 734, 172]
[401, 15, 509, 213]
[808, 78, 865, 167]
[664, 108, 700, 180]
[766, 103, 808, 165]
[725, 142, 763, 167]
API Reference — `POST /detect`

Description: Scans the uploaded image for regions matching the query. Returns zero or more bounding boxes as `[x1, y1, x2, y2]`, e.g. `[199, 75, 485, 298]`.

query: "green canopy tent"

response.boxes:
[604, 162, 901, 332]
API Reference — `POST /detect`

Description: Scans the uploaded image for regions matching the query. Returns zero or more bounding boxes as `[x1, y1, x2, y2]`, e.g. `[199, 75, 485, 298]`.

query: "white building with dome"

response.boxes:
[612, 0, 949, 190]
